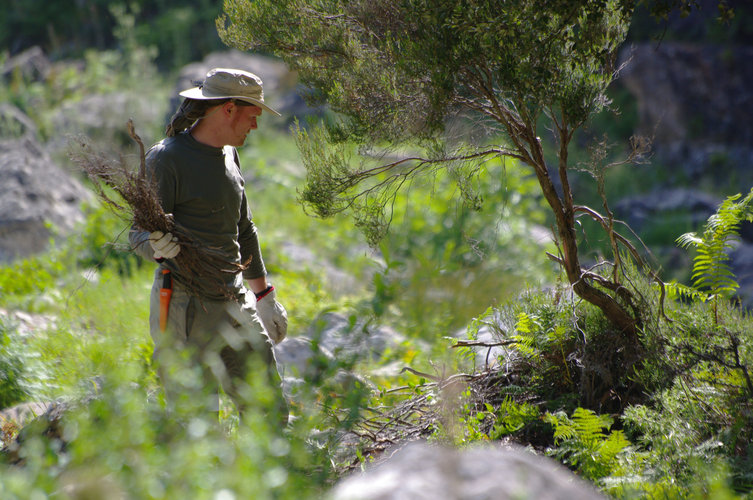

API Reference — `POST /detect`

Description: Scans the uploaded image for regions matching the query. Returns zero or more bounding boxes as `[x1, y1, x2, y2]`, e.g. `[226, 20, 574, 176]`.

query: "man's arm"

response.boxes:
[246, 276, 269, 295]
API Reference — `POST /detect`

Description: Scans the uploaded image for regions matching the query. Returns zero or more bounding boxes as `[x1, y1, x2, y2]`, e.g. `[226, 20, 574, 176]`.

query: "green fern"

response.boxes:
[676, 190, 753, 321]
[664, 280, 709, 303]
[677, 190, 753, 297]
[489, 397, 540, 439]
[512, 312, 539, 357]
[545, 407, 630, 481]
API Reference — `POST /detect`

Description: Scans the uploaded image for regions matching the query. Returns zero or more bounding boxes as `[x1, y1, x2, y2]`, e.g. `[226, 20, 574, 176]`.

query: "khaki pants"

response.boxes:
[148, 268, 286, 420]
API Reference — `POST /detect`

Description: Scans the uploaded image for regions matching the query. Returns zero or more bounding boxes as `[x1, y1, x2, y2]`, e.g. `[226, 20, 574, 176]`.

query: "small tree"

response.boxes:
[218, 0, 647, 334]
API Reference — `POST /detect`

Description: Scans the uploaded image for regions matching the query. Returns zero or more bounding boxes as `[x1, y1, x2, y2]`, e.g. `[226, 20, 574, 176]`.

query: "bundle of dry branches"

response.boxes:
[69, 120, 248, 298]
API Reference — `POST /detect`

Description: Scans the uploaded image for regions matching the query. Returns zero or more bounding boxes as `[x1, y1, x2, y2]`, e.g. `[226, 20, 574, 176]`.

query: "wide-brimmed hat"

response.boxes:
[179, 68, 281, 117]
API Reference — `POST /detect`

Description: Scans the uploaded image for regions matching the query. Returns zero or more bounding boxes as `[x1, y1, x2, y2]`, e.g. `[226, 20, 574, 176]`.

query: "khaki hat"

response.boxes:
[179, 68, 281, 117]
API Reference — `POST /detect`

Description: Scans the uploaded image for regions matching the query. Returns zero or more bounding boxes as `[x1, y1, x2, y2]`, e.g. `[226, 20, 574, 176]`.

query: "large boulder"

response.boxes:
[1, 46, 50, 82]
[47, 91, 163, 156]
[618, 42, 753, 179]
[330, 441, 606, 500]
[0, 105, 90, 262]
[274, 312, 404, 397]
[613, 188, 720, 234]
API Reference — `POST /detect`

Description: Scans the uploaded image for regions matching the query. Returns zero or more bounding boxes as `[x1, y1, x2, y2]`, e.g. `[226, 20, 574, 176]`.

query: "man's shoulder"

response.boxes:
[148, 135, 184, 156]
[146, 136, 189, 167]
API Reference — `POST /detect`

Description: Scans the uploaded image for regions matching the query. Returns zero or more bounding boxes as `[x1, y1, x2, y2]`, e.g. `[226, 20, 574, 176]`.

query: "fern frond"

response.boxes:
[663, 281, 709, 302]
[512, 312, 539, 357]
[675, 189, 753, 300]
[573, 407, 610, 445]
[677, 232, 703, 249]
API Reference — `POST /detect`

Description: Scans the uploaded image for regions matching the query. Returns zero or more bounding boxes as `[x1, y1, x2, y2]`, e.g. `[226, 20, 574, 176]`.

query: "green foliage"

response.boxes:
[1, 7, 164, 145]
[619, 374, 753, 496]
[358, 155, 557, 341]
[0, 320, 28, 410]
[0, 254, 60, 300]
[545, 407, 630, 482]
[219, 0, 655, 335]
[489, 397, 540, 440]
[73, 204, 144, 278]
[219, 0, 631, 238]
[477, 290, 583, 405]
[221, 0, 630, 141]
[675, 190, 753, 305]
[2, 0, 224, 67]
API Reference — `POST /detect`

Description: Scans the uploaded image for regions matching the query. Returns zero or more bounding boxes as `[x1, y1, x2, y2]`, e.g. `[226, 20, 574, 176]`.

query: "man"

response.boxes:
[129, 68, 287, 420]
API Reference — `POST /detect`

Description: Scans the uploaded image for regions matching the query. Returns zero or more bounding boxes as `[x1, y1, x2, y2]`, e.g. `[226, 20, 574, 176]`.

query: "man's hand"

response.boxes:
[256, 286, 288, 344]
[149, 231, 180, 260]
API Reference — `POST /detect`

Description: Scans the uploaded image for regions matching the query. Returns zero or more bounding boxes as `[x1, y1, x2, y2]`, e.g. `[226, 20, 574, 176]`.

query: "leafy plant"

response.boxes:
[489, 397, 540, 440]
[0, 320, 28, 410]
[218, 0, 659, 337]
[674, 189, 753, 322]
[545, 407, 630, 482]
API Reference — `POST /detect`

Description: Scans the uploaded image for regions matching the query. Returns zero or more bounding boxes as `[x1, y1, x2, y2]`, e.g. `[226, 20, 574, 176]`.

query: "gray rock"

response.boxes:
[452, 307, 515, 370]
[274, 327, 377, 402]
[613, 188, 719, 233]
[330, 441, 606, 500]
[619, 43, 753, 147]
[618, 42, 753, 180]
[279, 240, 360, 297]
[306, 312, 404, 361]
[47, 91, 164, 156]
[274, 336, 328, 379]
[0, 105, 90, 262]
[1, 46, 50, 82]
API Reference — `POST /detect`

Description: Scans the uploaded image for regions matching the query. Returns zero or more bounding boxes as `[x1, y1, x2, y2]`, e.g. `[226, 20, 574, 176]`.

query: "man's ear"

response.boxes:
[222, 101, 236, 116]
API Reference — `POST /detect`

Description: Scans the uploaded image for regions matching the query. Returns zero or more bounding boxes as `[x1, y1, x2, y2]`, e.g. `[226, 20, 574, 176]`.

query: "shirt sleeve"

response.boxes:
[230, 147, 266, 279]
[238, 188, 267, 280]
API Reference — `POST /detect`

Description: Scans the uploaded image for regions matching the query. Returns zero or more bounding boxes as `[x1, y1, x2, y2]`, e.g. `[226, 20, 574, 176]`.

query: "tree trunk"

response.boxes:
[526, 139, 639, 336]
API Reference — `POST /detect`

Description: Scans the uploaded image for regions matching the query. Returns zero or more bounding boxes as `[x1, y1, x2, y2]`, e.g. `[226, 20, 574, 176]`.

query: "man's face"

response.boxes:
[227, 102, 263, 146]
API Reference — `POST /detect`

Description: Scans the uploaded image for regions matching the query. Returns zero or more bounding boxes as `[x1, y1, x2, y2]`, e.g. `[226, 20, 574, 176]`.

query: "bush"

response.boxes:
[0, 320, 28, 410]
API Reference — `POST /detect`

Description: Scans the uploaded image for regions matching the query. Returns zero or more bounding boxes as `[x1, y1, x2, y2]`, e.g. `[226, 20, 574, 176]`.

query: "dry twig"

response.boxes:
[69, 120, 249, 297]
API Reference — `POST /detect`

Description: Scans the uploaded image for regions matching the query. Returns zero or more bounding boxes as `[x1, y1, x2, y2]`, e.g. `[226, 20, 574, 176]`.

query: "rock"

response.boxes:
[47, 91, 163, 156]
[274, 312, 404, 402]
[453, 306, 513, 370]
[613, 188, 719, 234]
[618, 42, 753, 179]
[305, 312, 404, 361]
[330, 440, 606, 500]
[1, 46, 50, 82]
[2, 400, 66, 465]
[620, 42, 753, 147]
[0, 402, 54, 432]
[0, 105, 91, 262]
[0, 307, 58, 339]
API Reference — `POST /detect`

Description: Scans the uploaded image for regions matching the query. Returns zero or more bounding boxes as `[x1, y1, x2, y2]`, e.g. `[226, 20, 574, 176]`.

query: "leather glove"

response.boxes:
[255, 286, 288, 344]
[149, 231, 180, 260]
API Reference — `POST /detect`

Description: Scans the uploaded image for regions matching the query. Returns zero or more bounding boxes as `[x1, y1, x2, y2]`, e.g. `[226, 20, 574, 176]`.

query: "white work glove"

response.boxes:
[255, 286, 288, 344]
[148, 230, 180, 260]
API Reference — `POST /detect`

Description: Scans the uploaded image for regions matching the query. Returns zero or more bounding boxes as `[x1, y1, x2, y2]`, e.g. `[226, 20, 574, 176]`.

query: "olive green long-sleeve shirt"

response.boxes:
[129, 132, 266, 299]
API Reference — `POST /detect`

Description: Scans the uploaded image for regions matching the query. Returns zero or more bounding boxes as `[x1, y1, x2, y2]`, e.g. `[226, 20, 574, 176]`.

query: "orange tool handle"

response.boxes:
[159, 269, 172, 332]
